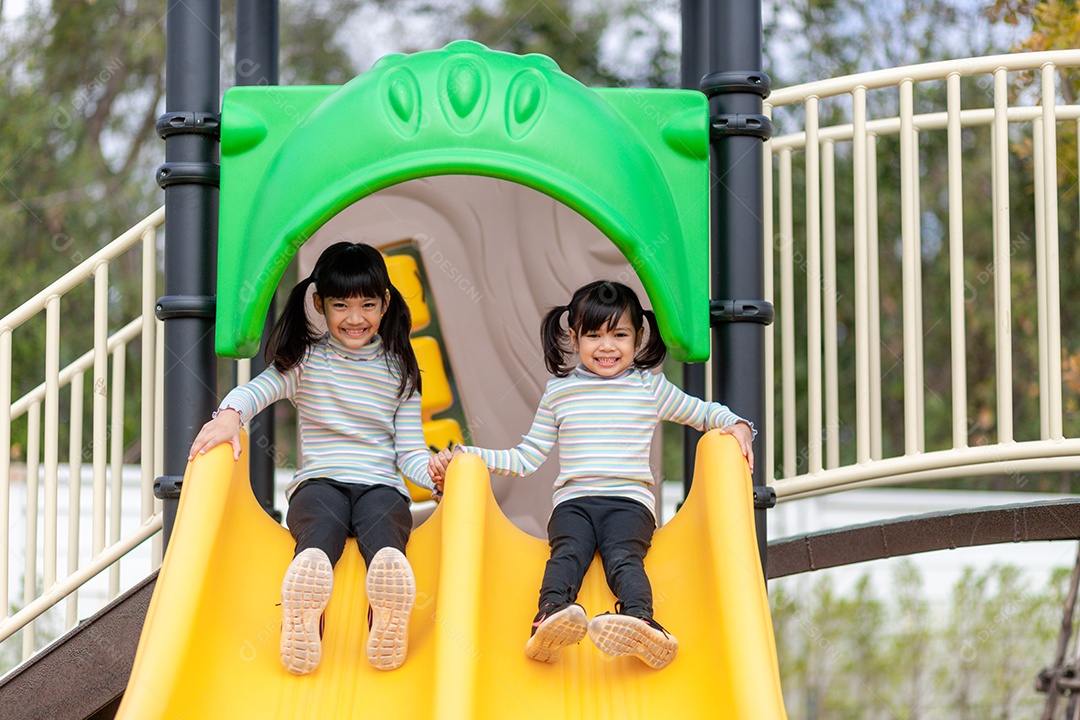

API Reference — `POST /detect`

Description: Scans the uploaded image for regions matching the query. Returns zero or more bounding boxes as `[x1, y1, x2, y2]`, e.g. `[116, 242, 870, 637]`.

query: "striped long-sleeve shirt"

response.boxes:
[217, 334, 431, 500]
[461, 366, 752, 517]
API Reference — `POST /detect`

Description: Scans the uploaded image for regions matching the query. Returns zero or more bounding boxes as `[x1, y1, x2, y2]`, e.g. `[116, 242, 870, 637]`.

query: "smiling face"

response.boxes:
[313, 293, 388, 351]
[570, 310, 642, 377]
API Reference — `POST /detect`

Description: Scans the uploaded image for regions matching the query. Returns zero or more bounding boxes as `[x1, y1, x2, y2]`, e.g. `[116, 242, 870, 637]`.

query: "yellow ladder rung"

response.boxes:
[403, 418, 465, 502]
[412, 336, 452, 420]
[385, 254, 430, 331]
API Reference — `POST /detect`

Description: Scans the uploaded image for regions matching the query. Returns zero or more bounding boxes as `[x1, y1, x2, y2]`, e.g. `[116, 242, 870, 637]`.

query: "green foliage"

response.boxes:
[764, 0, 1008, 89]
[372, 0, 679, 88]
[771, 561, 1068, 719]
[0, 1, 371, 465]
[1, 1, 166, 463]
[460, 0, 611, 84]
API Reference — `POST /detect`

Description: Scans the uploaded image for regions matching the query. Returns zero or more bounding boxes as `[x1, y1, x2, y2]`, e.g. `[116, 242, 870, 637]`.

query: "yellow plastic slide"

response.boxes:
[117, 430, 787, 719]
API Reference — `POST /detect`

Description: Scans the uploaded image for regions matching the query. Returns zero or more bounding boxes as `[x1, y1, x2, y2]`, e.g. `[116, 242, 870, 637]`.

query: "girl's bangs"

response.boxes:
[317, 258, 386, 299]
[574, 300, 629, 334]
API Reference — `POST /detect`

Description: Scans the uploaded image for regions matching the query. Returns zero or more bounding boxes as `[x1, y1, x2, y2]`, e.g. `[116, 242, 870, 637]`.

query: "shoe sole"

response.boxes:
[525, 604, 588, 663]
[587, 614, 678, 669]
[280, 548, 334, 675]
[366, 547, 416, 670]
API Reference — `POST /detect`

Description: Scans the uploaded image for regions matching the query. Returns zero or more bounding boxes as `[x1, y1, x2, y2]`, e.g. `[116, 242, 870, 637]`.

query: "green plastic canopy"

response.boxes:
[218, 41, 711, 361]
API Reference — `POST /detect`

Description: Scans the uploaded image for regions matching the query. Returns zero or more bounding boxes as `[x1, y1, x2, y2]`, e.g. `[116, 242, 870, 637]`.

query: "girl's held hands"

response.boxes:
[720, 421, 755, 473]
[187, 409, 243, 461]
[427, 447, 463, 489]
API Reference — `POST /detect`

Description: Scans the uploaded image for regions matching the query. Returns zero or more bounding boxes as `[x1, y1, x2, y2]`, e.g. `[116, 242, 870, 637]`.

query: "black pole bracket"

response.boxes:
[700, 70, 771, 99]
[154, 475, 184, 501]
[156, 111, 221, 139]
[753, 485, 777, 509]
[156, 161, 220, 189]
[156, 294, 217, 320]
[710, 113, 773, 141]
[710, 299, 775, 326]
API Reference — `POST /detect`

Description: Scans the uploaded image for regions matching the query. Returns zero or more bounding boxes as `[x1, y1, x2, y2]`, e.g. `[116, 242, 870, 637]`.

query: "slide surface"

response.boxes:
[117, 430, 787, 719]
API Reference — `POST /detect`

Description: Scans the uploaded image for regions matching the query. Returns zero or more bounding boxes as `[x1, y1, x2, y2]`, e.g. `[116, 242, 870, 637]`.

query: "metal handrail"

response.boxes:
[1, 206, 165, 666]
[764, 51, 1077, 499]
[767, 49, 1080, 105]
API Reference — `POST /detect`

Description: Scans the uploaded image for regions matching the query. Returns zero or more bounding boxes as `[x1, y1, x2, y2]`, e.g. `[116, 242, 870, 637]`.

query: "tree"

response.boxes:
[370, 0, 680, 88]
[0, 0, 367, 460]
[770, 561, 1067, 719]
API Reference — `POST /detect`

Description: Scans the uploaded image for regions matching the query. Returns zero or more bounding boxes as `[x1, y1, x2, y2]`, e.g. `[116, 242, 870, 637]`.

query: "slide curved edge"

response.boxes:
[115, 437, 252, 718]
[683, 430, 788, 718]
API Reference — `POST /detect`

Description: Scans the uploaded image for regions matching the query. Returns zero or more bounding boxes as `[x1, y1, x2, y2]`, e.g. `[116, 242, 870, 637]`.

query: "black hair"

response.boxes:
[264, 242, 421, 398]
[540, 280, 667, 377]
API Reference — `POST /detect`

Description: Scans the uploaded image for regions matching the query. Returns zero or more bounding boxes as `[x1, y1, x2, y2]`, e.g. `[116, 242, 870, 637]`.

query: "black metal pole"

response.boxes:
[701, 0, 773, 569]
[154, 0, 221, 549]
[680, 0, 707, 497]
[236, 0, 281, 522]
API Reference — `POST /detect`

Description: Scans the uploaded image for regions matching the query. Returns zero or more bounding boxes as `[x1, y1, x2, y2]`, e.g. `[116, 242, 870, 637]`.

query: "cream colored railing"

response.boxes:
[765, 50, 1080, 500]
[0, 207, 165, 665]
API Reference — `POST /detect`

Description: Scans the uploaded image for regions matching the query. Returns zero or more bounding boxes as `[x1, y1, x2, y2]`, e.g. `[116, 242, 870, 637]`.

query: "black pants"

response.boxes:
[286, 478, 412, 567]
[538, 496, 656, 619]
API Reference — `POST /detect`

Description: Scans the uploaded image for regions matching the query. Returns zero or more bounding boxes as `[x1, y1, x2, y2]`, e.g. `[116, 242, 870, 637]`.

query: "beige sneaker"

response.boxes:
[524, 602, 588, 663]
[280, 548, 334, 675]
[587, 613, 678, 669]
[365, 547, 416, 670]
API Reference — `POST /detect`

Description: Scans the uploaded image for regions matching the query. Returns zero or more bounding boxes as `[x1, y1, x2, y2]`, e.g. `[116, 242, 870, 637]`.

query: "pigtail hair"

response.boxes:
[634, 309, 668, 370]
[379, 284, 421, 398]
[541, 305, 573, 377]
[265, 276, 320, 372]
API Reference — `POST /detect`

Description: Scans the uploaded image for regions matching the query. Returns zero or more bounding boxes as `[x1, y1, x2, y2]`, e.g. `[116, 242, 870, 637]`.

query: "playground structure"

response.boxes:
[110, 42, 792, 718]
[0, 2, 1079, 718]
[115, 430, 784, 718]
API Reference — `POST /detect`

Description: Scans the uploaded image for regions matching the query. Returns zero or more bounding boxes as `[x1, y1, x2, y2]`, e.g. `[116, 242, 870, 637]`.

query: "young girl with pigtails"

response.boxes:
[430, 280, 754, 670]
[188, 241, 433, 675]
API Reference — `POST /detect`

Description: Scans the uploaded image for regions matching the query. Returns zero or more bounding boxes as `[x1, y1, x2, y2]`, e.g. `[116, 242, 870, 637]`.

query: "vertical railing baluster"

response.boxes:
[947, 72, 969, 450]
[900, 79, 921, 455]
[43, 296, 61, 603]
[153, 318, 165, 568]
[140, 227, 157, 563]
[806, 97, 823, 475]
[109, 345, 126, 599]
[1034, 117, 1049, 439]
[868, 134, 883, 461]
[1041, 64, 1063, 440]
[822, 139, 839, 469]
[780, 148, 796, 478]
[65, 372, 84, 629]
[852, 87, 871, 464]
[992, 67, 1014, 443]
[237, 358, 251, 386]
[92, 263, 109, 559]
[913, 127, 926, 453]
[22, 401, 41, 661]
